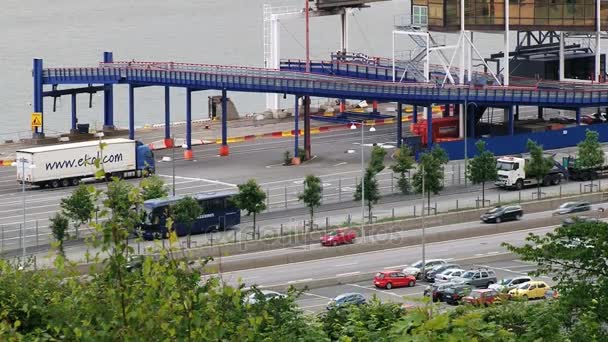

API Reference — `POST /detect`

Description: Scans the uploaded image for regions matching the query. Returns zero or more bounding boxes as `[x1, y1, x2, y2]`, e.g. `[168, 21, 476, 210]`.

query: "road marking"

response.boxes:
[336, 271, 360, 277]
[299, 303, 329, 309]
[384, 265, 408, 270]
[265, 163, 284, 169]
[333, 162, 347, 167]
[158, 174, 236, 187]
[287, 278, 313, 284]
[347, 283, 404, 298]
[334, 262, 358, 267]
[302, 292, 332, 300]
[487, 251, 500, 255]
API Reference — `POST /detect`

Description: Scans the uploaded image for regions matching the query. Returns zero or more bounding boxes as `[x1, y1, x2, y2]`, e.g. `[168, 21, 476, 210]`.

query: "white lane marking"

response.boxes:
[240, 276, 258, 281]
[384, 265, 408, 270]
[333, 162, 347, 167]
[336, 271, 360, 277]
[334, 262, 358, 267]
[299, 303, 329, 309]
[347, 283, 404, 298]
[157, 174, 236, 187]
[287, 278, 313, 284]
[0, 203, 59, 214]
[401, 291, 425, 297]
[487, 251, 500, 255]
[302, 292, 332, 300]
[265, 163, 284, 169]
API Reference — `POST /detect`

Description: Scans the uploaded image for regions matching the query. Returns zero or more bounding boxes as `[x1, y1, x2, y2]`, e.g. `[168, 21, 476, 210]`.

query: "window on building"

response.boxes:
[413, 5, 428, 26]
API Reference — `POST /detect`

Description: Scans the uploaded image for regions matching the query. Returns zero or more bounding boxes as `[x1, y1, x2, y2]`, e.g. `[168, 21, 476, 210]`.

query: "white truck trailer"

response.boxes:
[495, 156, 565, 190]
[15, 138, 155, 188]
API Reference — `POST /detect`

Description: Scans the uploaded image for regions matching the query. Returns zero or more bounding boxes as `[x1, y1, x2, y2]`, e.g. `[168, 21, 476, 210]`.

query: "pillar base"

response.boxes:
[339, 102, 346, 113]
[184, 149, 194, 161]
[103, 125, 116, 131]
[32, 132, 45, 139]
[164, 138, 174, 149]
[219, 145, 230, 157]
[291, 157, 301, 166]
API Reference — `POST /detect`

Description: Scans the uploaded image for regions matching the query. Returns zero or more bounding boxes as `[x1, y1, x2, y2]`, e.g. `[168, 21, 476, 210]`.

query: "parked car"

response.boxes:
[443, 284, 473, 305]
[245, 290, 286, 304]
[424, 282, 456, 302]
[126, 255, 145, 273]
[581, 112, 607, 125]
[374, 271, 416, 289]
[403, 259, 447, 280]
[434, 268, 467, 283]
[508, 281, 551, 300]
[553, 201, 591, 216]
[463, 289, 502, 306]
[480, 205, 523, 223]
[424, 263, 461, 282]
[320, 228, 356, 246]
[489, 276, 532, 293]
[451, 269, 498, 288]
[327, 293, 366, 309]
[562, 215, 601, 227]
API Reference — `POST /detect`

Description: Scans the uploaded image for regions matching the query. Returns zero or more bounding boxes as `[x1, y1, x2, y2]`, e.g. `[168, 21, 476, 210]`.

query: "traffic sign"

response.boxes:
[31, 112, 42, 130]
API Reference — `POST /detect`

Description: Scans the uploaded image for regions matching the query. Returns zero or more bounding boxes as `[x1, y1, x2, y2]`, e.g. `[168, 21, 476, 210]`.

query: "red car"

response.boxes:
[462, 289, 502, 306]
[320, 228, 356, 246]
[373, 271, 416, 289]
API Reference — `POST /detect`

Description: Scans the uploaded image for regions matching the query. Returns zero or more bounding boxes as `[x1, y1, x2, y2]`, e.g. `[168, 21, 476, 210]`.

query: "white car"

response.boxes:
[245, 290, 286, 304]
[434, 268, 466, 283]
[402, 259, 447, 279]
[489, 276, 532, 292]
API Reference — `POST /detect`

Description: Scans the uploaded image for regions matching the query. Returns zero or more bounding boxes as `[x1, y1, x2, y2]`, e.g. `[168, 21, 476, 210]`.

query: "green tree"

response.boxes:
[369, 145, 387, 174]
[170, 196, 203, 249]
[390, 145, 415, 194]
[502, 219, 608, 340]
[467, 141, 498, 207]
[139, 175, 168, 200]
[525, 139, 555, 200]
[298, 175, 323, 230]
[576, 129, 605, 189]
[232, 179, 267, 238]
[60, 184, 95, 238]
[49, 213, 69, 257]
[354, 168, 381, 223]
[412, 146, 449, 210]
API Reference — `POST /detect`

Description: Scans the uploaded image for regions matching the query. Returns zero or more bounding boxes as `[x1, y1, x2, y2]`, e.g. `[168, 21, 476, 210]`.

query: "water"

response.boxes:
[1, 0, 504, 141]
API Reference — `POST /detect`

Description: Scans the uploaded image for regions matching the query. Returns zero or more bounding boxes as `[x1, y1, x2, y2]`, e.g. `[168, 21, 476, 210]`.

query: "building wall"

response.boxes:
[412, 0, 608, 32]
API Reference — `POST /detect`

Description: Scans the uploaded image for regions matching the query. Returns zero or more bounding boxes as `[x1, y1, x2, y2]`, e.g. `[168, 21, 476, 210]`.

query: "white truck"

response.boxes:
[15, 138, 155, 188]
[495, 156, 564, 190]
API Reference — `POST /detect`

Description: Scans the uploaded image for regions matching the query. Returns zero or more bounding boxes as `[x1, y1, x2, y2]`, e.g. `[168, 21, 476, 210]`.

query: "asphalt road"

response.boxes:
[0, 121, 606, 256]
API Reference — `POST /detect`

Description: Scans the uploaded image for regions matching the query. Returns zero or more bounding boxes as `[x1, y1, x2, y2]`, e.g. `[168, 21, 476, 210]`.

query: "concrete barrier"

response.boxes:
[257, 252, 519, 293]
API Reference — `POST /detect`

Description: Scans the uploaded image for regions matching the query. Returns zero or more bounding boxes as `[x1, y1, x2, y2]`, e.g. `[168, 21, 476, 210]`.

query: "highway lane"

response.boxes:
[217, 225, 557, 288]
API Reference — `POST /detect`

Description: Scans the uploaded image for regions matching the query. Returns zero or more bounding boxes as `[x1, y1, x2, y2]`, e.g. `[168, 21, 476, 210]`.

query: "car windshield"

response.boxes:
[411, 261, 423, 268]
[499, 278, 512, 285]
[518, 283, 530, 290]
[375, 273, 385, 279]
[327, 231, 338, 236]
[469, 291, 482, 298]
[497, 161, 516, 171]
[560, 203, 575, 209]
[461, 271, 475, 279]
[487, 207, 502, 214]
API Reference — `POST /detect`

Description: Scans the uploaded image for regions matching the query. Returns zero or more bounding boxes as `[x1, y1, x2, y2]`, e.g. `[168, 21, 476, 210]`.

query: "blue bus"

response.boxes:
[140, 190, 241, 240]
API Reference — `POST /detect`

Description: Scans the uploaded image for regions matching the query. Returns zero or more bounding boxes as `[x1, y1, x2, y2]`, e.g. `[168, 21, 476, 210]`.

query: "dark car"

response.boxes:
[443, 284, 473, 305]
[424, 282, 456, 302]
[480, 205, 523, 223]
[553, 201, 591, 216]
[327, 293, 366, 310]
[425, 263, 462, 283]
[562, 216, 600, 226]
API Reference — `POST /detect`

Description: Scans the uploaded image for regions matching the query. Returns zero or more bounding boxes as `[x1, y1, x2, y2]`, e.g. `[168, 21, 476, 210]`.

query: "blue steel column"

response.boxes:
[128, 85, 135, 140]
[294, 96, 300, 158]
[412, 105, 418, 124]
[508, 106, 514, 135]
[468, 107, 476, 138]
[397, 102, 403, 147]
[219, 89, 229, 156]
[164, 87, 173, 148]
[71, 94, 77, 132]
[185, 89, 193, 160]
[426, 105, 433, 148]
[103, 52, 114, 130]
[576, 107, 581, 125]
[33, 58, 44, 138]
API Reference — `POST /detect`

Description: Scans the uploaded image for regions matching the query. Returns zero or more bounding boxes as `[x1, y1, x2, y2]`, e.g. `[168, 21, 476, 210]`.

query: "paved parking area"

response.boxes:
[295, 259, 551, 314]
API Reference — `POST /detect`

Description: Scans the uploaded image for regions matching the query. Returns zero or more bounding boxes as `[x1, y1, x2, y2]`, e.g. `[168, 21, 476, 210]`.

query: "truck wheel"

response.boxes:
[552, 177, 561, 185]
[50, 180, 60, 189]
[515, 179, 523, 190]
[542, 177, 551, 186]
[61, 179, 70, 187]
[71, 178, 80, 186]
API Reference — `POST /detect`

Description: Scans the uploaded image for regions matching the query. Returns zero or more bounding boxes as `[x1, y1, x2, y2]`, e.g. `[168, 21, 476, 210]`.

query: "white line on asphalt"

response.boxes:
[487, 251, 500, 255]
[287, 278, 313, 284]
[347, 283, 404, 298]
[384, 265, 408, 269]
[333, 162, 347, 167]
[302, 292, 332, 300]
[336, 271, 360, 277]
[334, 262, 358, 267]
[265, 163, 284, 169]
[401, 291, 425, 297]
[299, 303, 329, 310]
[157, 174, 236, 187]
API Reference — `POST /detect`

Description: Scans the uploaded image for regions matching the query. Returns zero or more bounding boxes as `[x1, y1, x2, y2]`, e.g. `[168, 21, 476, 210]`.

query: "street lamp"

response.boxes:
[350, 122, 376, 239]
[464, 100, 478, 187]
[164, 140, 189, 197]
[420, 165, 426, 277]
[12, 158, 36, 260]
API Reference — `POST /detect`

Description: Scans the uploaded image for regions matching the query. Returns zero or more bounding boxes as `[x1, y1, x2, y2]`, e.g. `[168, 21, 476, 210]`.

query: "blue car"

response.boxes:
[326, 293, 366, 310]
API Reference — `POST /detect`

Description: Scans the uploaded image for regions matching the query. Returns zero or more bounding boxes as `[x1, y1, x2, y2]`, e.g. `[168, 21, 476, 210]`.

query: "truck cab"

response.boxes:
[136, 141, 156, 174]
[495, 157, 526, 189]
